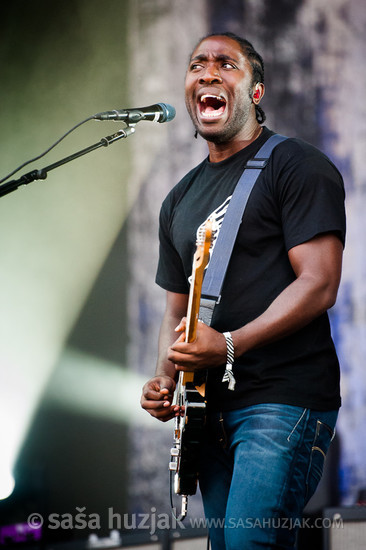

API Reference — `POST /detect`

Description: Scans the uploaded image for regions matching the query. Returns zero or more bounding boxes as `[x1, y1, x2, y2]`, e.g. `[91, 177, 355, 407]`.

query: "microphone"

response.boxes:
[93, 103, 176, 123]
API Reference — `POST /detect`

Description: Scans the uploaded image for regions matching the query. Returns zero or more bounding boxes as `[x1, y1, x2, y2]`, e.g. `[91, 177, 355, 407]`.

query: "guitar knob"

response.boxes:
[169, 461, 178, 471]
[170, 447, 179, 457]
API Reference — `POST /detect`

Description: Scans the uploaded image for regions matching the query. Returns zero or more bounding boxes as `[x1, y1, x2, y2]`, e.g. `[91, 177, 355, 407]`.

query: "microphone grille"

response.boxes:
[159, 103, 176, 122]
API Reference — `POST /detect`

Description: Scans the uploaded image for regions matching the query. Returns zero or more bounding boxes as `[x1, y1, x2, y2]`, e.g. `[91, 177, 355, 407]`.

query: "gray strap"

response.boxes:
[199, 297, 216, 326]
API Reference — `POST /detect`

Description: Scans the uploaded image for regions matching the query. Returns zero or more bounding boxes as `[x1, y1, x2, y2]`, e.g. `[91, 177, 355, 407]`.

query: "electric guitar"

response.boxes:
[169, 218, 212, 520]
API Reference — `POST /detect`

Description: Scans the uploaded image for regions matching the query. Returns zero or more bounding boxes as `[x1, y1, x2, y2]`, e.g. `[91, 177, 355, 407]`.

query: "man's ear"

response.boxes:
[252, 82, 265, 103]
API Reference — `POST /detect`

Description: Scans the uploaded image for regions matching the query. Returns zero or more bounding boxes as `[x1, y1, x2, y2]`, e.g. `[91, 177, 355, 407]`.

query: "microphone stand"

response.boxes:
[0, 125, 135, 198]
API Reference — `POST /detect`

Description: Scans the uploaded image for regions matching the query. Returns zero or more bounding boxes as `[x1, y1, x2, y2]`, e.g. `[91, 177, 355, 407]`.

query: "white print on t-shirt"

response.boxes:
[188, 195, 232, 285]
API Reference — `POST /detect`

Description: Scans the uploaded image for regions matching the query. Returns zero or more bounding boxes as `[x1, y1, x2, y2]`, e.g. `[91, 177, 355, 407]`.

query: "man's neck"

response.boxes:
[207, 124, 263, 163]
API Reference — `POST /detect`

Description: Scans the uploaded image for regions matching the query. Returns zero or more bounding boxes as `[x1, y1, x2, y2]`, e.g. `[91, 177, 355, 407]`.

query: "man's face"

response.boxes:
[185, 36, 255, 144]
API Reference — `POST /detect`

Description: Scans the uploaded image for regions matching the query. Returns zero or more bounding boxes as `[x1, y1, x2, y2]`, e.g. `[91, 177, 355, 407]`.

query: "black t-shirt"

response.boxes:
[156, 127, 346, 412]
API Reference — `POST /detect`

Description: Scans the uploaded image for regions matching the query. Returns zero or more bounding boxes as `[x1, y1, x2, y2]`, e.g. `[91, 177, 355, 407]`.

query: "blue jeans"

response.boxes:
[198, 404, 338, 550]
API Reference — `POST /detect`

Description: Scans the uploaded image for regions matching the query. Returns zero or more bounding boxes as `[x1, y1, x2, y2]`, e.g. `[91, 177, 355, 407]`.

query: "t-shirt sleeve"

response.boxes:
[276, 143, 346, 250]
[155, 195, 189, 294]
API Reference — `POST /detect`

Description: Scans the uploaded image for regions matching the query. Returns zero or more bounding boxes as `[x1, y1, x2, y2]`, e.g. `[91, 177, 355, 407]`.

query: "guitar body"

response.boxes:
[173, 383, 206, 496]
[169, 219, 212, 516]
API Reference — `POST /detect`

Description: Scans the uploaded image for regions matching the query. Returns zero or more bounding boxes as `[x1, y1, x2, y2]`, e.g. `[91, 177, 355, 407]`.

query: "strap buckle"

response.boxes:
[246, 158, 269, 169]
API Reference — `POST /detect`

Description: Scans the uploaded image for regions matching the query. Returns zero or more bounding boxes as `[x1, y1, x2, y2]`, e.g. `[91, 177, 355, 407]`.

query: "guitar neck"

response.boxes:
[185, 269, 204, 343]
[182, 269, 203, 385]
[181, 219, 212, 384]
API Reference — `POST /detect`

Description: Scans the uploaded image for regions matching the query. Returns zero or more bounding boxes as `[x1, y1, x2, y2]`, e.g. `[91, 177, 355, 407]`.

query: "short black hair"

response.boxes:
[192, 32, 266, 123]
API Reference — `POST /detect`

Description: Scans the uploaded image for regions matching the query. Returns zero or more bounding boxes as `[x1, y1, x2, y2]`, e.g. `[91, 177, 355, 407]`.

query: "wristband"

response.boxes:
[222, 331, 236, 391]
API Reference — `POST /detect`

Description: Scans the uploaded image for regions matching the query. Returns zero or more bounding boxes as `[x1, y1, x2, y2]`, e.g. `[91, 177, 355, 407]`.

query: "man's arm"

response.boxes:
[140, 291, 188, 421]
[168, 233, 343, 369]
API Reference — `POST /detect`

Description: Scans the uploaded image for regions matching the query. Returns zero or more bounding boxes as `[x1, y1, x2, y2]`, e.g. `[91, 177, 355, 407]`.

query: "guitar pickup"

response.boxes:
[185, 402, 206, 409]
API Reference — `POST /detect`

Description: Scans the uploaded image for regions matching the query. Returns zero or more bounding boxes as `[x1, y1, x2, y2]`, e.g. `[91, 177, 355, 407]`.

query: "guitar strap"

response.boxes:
[198, 133, 288, 386]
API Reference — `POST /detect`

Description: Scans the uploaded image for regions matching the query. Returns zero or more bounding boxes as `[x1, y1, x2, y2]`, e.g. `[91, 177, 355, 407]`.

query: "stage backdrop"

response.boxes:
[126, 0, 366, 514]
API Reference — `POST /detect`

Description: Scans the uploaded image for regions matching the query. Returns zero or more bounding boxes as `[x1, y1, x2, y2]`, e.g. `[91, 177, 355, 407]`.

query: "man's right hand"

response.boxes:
[140, 375, 178, 422]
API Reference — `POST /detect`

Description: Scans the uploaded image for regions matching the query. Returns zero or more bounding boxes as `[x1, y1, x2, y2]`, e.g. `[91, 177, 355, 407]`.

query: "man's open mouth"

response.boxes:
[198, 94, 227, 119]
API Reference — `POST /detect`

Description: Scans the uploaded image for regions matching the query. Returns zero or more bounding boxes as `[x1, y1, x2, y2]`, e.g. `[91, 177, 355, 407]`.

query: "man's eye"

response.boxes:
[222, 62, 236, 69]
[190, 63, 203, 71]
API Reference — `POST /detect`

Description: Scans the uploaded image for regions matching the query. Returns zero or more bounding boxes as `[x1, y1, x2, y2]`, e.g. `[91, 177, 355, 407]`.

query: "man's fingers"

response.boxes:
[143, 380, 173, 399]
[145, 402, 177, 422]
[175, 316, 187, 332]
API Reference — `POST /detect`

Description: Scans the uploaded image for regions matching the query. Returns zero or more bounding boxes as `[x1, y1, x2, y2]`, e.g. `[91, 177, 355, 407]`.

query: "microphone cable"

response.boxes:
[0, 115, 95, 185]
